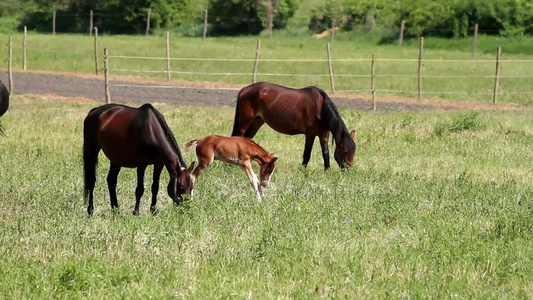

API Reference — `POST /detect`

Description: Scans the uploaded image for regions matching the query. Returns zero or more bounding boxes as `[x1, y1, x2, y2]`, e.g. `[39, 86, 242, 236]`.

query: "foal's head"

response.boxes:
[260, 154, 278, 187]
[334, 130, 356, 168]
[168, 162, 195, 203]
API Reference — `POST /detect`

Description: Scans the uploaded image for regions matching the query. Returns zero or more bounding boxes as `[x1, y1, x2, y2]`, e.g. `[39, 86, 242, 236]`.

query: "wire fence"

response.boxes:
[102, 44, 533, 107]
[4, 29, 533, 107]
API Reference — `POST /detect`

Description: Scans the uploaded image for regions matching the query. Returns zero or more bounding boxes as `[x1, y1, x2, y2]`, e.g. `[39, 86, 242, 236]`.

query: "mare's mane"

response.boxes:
[312, 87, 353, 147]
[141, 104, 187, 169]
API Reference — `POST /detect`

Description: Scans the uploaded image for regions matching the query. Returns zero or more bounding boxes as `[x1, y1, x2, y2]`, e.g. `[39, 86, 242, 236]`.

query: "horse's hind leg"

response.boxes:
[150, 164, 163, 215]
[107, 162, 121, 211]
[232, 104, 257, 137]
[133, 165, 147, 216]
[302, 135, 316, 167]
[243, 117, 265, 138]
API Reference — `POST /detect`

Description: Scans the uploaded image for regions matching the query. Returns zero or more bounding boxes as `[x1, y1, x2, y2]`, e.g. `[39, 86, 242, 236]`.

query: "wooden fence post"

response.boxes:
[89, 10, 94, 36]
[23, 26, 27, 71]
[252, 39, 261, 83]
[203, 10, 208, 40]
[417, 36, 424, 100]
[104, 48, 110, 103]
[398, 20, 405, 52]
[327, 42, 335, 94]
[371, 53, 376, 110]
[8, 37, 13, 95]
[94, 27, 99, 75]
[330, 19, 336, 46]
[53, 10, 56, 35]
[472, 23, 478, 58]
[145, 8, 151, 36]
[166, 31, 171, 81]
[493, 46, 501, 104]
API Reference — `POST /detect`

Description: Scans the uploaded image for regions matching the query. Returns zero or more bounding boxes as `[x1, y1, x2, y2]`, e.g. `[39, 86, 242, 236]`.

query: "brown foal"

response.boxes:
[185, 135, 277, 200]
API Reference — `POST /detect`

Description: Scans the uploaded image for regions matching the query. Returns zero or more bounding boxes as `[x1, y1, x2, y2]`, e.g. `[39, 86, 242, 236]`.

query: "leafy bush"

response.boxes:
[434, 112, 484, 135]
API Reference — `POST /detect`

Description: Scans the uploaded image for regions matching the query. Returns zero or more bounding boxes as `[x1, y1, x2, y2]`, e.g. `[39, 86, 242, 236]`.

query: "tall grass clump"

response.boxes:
[434, 111, 485, 135]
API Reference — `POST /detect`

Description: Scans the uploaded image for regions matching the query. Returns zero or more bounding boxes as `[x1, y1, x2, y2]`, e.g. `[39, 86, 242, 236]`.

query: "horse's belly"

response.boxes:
[261, 113, 308, 135]
[98, 133, 143, 168]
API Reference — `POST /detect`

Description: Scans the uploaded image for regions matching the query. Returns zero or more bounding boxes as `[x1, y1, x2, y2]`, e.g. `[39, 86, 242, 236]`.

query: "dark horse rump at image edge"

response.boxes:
[83, 103, 194, 216]
[231, 82, 355, 169]
[0, 80, 9, 136]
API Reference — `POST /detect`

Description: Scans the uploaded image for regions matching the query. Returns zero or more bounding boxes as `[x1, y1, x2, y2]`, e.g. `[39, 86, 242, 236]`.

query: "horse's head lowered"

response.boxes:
[168, 162, 195, 203]
[260, 154, 278, 187]
[334, 130, 356, 168]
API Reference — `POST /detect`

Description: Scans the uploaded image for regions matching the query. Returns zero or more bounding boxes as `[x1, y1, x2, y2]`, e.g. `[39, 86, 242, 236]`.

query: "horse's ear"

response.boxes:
[350, 130, 355, 139]
[271, 157, 278, 163]
[188, 162, 195, 172]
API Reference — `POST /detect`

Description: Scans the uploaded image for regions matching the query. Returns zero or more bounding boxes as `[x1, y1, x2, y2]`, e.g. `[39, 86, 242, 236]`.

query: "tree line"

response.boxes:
[1, 0, 531, 37]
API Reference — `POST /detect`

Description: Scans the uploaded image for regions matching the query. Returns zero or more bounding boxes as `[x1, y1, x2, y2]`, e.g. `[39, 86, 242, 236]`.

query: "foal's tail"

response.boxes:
[185, 139, 199, 151]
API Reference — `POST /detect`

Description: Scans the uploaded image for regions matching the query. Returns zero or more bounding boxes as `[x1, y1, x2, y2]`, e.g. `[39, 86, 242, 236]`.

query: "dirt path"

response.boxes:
[0, 70, 519, 111]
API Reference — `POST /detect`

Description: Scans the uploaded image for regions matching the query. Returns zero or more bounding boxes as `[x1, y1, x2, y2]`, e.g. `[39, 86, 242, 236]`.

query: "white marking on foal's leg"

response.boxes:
[243, 164, 262, 201]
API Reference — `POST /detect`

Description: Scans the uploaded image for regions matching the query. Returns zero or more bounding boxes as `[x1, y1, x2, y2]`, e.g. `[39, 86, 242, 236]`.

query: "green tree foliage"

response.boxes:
[208, 0, 298, 35]
[310, 0, 533, 37]
[18, 0, 205, 34]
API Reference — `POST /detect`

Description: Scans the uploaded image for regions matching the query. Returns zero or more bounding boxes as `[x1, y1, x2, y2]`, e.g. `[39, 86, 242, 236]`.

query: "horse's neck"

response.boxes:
[163, 154, 181, 174]
[249, 147, 269, 165]
[156, 137, 183, 173]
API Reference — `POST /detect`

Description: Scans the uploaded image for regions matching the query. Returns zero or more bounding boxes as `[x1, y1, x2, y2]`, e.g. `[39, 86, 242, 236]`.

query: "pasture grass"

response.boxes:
[0, 95, 532, 298]
[0, 32, 532, 105]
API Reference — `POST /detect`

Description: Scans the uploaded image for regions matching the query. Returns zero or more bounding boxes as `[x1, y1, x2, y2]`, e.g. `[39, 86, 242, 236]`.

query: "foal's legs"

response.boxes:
[107, 162, 121, 210]
[242, 162, 262, 201]
[133, 165, 147, 216]
[150, 164, 163, 215]
[302, 135, 316, 167]
[319, 131, 331, 170]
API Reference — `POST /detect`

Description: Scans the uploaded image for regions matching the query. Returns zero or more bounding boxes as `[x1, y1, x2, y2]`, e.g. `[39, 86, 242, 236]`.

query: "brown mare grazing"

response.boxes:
[83, 103, 194, 216]
[231, 82, 356, 170]
[185, 135, 277, 201]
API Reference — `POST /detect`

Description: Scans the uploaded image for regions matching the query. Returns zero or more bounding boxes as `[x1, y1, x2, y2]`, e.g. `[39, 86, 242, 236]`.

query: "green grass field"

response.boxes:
[1, 32, 533, 106]
[0, 95, 531, 298]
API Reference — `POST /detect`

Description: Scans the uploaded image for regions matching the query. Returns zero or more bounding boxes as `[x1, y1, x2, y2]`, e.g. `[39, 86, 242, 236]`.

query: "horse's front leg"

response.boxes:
[133, 165, 147, 216]
[302, 135, 316, 167]
[319, 131, 331, 170]
[150, 164, 163, 215]
[242, 162, 262, 201]
[107, 162, 121, 210]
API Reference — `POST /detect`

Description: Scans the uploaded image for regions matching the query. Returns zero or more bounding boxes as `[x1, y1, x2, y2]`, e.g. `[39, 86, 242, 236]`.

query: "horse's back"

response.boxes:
[84, 103, 162, 167]
[237, 82, 325, 135]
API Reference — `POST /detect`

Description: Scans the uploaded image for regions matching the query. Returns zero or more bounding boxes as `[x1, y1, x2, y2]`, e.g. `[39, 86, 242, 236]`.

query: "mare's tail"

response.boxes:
[82, 108, 100, 204]
[185, 139, 199, 151]
[231, 89, 244, 136]
[82, 142, 94, 204]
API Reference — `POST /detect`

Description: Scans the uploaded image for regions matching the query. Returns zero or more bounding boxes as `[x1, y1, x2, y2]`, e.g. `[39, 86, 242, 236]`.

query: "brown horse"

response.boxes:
[231, 82, 355, 170]
[83, 103, 194, 216]
[0, 80, 9, 136]
[185, 135, 277, 201]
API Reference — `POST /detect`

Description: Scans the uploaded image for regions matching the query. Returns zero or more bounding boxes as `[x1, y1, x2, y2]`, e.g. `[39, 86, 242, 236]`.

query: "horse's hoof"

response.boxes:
[150, 207, 159, 216]
[132, 210, 140, 216]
